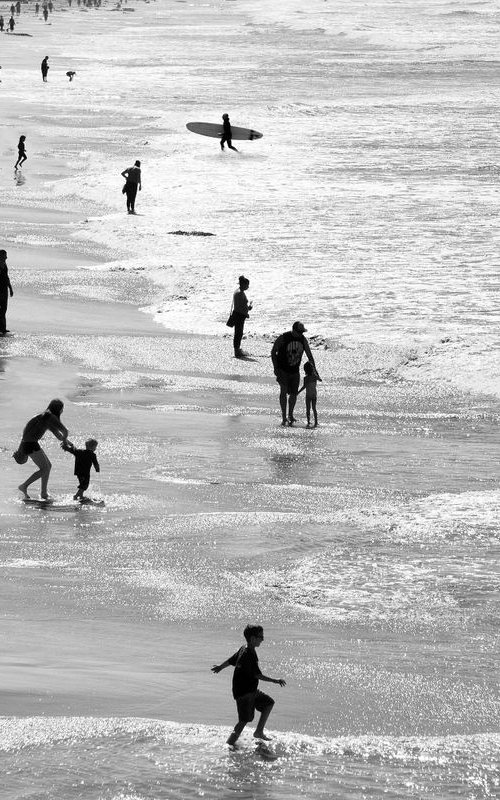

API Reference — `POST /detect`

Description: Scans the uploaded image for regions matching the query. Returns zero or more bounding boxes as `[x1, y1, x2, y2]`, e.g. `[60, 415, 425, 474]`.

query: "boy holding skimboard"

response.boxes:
[212, 624, 286, 747]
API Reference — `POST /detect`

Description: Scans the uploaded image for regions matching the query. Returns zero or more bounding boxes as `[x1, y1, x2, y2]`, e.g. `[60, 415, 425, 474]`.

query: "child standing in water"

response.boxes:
[14, 135, 27, 170]
[212, 624, 286, 748]
[297, 361, 322, 427]
[61, 438, 100, 502]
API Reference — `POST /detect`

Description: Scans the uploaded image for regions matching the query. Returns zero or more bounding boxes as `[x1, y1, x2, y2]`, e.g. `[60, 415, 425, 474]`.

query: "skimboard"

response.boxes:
[186, 122, 263, 141]
[22, 497, 104, 509]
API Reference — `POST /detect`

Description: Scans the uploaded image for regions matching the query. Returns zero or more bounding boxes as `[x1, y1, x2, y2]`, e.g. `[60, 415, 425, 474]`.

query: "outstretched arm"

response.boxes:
[259, 674, 286, 687]
[61, 440, 76, 454]
[211, 658, 232, 674]
[47, 415, 69, 442]
[121, 169, 129, 179]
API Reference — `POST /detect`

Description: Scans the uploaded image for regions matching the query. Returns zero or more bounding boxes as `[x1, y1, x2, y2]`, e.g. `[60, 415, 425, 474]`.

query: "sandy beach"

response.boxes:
[1, 1, 499, 798]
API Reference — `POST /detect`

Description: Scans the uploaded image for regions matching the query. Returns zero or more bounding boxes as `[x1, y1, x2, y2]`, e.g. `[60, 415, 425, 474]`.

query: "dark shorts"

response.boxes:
[275, 369, 300, 395]
[235, 690, 274, 723]
[76, 473, 90, 491]
[20, 441, 41, 455]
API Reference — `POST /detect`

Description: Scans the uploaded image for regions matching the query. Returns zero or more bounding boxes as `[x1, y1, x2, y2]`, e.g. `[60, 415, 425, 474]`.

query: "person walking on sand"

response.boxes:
[121, 160, 141, 214]
[61, 437, 100, 502]
[271, 321, 320, 427]
[0, 251, 14, 337]
[231, 275, 252, 358]
[35, 2, 39, 13]
[297, 360, 322, 427]
[8, 16, 15, 31]
[220, 113, 238, 152]
[43, 6, 48, 21]
[17, 399, 71, 501]
[14, 135, 27, 170]
[212, 625, 286, 748]
[41, 56, 49, 81]
[0, 16, 4, 32]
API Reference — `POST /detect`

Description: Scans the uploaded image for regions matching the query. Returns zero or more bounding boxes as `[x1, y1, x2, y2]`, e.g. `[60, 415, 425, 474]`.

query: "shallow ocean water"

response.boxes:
[2, 717, 499, 800]
[0, 0, 499, 798]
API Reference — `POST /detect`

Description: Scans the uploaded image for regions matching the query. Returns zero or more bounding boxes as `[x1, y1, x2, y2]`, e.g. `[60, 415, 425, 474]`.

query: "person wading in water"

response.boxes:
[121, 160, 142, 214]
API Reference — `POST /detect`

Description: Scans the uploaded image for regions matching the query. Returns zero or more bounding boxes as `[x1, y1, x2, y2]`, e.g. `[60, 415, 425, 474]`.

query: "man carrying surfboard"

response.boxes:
[220, 113, 238, 152]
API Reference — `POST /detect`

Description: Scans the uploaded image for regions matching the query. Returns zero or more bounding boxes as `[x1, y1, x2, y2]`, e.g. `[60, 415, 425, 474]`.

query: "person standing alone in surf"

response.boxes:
[232, 275, 252, 358]
[41, 56, 49, 81]
[0, 250, 14, 337]
[121, 160, 142, 214]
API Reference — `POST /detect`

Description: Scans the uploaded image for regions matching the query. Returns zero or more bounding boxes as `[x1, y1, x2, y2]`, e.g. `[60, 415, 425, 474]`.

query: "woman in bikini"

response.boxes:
[18, 399, 70, 500]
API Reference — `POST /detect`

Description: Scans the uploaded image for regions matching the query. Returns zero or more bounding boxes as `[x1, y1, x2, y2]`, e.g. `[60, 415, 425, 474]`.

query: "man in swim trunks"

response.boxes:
[271, 321, 320, 426]
[17, 399, 71, 500]
[212, 624, 286, 748]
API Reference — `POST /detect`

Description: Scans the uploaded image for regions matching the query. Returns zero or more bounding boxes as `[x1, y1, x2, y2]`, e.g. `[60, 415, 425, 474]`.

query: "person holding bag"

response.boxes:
[230, 275, 252, 358]
[16, 399, 71, 501]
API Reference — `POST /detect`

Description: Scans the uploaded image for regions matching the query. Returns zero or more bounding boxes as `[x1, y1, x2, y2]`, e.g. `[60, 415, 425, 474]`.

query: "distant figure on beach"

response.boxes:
[43, 6, 48, 21]
[66, 70, 76, 81]
[0, 16, 4, 31]
[48, 0, 53, 10]
[10, 4, 15, 15]
[61, 438, 100, 502]
[121, 160, 141, 214]
[8, 16, 15, 31]
[14, 135, 27, 170]
[15, 0, 20, 14]
[41, 56, 49, 80]
[231, 275, 252, 358]
[212, 625, 286, 748]
[297, 361, 322, 427]
[271, 321, 320, 426]
[17, 399, 70, 501]
[35, 2, 39, 13]
[0, 250, 14, 337]
[220, 113, 238, 152]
